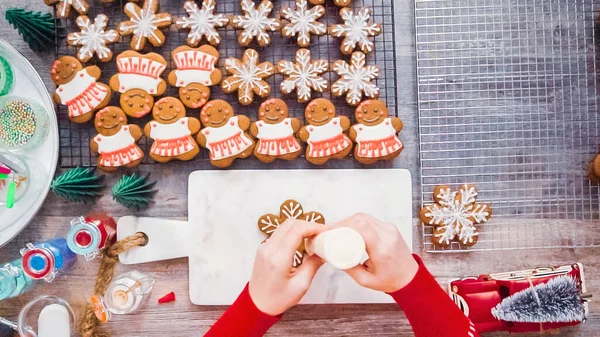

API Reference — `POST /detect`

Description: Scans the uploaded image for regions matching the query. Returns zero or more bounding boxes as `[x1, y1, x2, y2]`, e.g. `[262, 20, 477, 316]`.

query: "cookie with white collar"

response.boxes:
[349, 100, 403, 164]
[250, 99, 303, 163]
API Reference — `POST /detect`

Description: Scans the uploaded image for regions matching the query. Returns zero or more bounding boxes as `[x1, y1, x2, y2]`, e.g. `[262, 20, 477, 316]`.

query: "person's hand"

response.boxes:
[249, 219, 326, 316]
[332, 213, 418, 293]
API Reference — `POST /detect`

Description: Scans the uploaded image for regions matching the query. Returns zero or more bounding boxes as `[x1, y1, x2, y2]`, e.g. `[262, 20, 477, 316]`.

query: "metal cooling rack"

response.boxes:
[416, 0, 600, 252]
[53, 0, 398, 167]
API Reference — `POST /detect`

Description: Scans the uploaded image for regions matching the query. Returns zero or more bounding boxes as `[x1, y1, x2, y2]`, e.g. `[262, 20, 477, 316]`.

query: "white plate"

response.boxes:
[0, 38, 59, 246]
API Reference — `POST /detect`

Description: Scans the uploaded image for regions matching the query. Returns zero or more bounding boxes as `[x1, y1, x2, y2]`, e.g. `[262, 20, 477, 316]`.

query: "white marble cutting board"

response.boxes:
[118, 169, 412, 305]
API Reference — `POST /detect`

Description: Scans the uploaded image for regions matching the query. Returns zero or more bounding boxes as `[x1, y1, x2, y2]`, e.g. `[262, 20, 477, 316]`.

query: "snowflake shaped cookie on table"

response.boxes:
[44, 0, 89, 19]
[222, 49, 275, 105]
[419, 184, 492, 248]
[231, 0, 281, 47]
[258, 200, 325, 267]
[176, 0, 229, 47]
[329, 8, 382, 55]
[118, 0, 173, 51]
[332, 51, 380, 106]
[67, 15, 119, 63]
[277, 49, 328, 103]
[281, 0, 326, 47]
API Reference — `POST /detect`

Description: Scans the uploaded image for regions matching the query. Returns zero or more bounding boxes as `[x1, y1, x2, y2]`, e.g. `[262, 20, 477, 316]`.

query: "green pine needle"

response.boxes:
[51, 167, 104, 202]
[112, 173, 157, 210]
[5, 8, 57, 53]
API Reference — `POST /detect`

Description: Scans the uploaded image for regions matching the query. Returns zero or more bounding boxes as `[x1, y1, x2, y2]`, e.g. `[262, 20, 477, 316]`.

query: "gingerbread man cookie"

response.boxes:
[110, 51, 167, 118]
[329, 8, 382, 55]
[231, 0, 281, 47]
[250, 99, 303, 163]
[144, 97, 201, 163]
[281, 0, 326, 47]
[118, 0, 173, 51]
[308, 0, 351, 7]
[51, 56, 111, 124]
[258, 199, 325, 267]
[44, 0, 89, 19]
[168, 45, 222, 109]
[349, 100, 403, 164]
[298, 99, 352, 165]
[332, 51, 380, 106]
[277, 49, 328, 103]
[67, 15, 119, 63]
[196, 100, 255, 168]
[176, 0, 230, 47]
[90, 107, 144, 173]
[420, 185, 492, 248]
[222, 49, 275, 106]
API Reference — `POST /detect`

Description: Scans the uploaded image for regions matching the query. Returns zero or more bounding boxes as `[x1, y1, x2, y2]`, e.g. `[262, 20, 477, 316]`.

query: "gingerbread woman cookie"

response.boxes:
[196, 100, 255, 168]
[277, 49, 328, 103]
[349, 100, 403, 164]
[250, 99, 302, 163]
[110, 51, 167, 118]
[44, 0, 89, 19]
[281, 0, 326, 47]
[308, 0, 351, 7]
[90, 107, 144, 173]
[118, 0, 173, 51]
[329, 8, 382, 55]
[231, 0, 281, 47]
[420, 185, 492, 248]
[67, 15, 119, 63]
[144, 97, 201, 163]
[258, 199, 325, 267]
[298, 98, 352, 165]
[332, 51, 380, 106]
[222, 49, 275, 105]
[176, 0, 230, 47]
[51, 56, 111, 124]
[168, 45, 222, 109]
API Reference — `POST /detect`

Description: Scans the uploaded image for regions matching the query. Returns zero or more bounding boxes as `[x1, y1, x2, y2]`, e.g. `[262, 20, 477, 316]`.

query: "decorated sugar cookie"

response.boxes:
[281, 0, 326, 47]
[222, 49, 275, 105]
[196, 100, 255, 168]
[44, 0, 89, 19]
[329, 8, 382, 55]
[419, 185, 492, 248]
[118, 0, 172, 51]
[67, 15, 119, 63]
[298, 98, 352, 165]
[144, 97, 201, 163]
[167, 45, 222, 109]
[277, 49, 328, 103]
[90, 107, 144, 173]
[109, 51, 167, 118]
[308, 0, 351, 7]
[176, 0, 229, 47]
[51, 56, 111, 124]
[250, 99, 302, 163]
[231, 0, 281, 47]
[332, 51, 380, 106]
[349, 100, 403, 164]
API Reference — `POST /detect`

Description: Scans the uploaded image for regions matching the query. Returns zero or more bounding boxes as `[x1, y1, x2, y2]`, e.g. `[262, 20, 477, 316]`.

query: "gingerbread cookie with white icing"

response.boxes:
[298, 98, 352, 165]
[176, 0, 230, 47]
[281, 0, 326, 47]
[118, 0, 172, 51]
[196, 100, 255, 168]
[277, 49, 328, 103]
[168, 45, 222, 109]
[222, 49, 275, 106]
[250, 99, 302, 163]
[51, 56, 111, 124]
[329, 7, 382, 55]
[144, 97, 201, 163]
[349, 100, 403, 165]
[332, 51, 380, 106]
[590, 154, 600, 183]
[67, 15, 119, 63]
[308, 0, 351, 7]
[44, 0, 89, 19]
[231, 0, 281, 47]
[90, 107, 144, 173]
[110, 51, 167, 119]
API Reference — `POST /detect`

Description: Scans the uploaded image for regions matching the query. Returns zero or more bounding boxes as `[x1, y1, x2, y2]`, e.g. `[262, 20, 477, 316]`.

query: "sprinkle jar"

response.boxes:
[0, 96, 49, 151]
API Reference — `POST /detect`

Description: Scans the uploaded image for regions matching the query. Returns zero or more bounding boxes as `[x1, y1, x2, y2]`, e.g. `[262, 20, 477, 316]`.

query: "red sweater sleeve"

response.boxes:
[204, 284, 281, 337]
[389, 255, 480, 337]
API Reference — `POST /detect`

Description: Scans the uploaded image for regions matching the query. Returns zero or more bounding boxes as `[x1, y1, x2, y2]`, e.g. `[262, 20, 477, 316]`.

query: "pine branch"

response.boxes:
[5, 8, 57, 53]
[112, 173, 157, 210]
[50, 167, 104, 203]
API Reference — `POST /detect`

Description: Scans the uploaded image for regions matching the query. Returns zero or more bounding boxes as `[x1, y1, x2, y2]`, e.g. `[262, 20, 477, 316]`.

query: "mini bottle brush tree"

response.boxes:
[112, 173, 157, 210]
[5, 8, 58, 53]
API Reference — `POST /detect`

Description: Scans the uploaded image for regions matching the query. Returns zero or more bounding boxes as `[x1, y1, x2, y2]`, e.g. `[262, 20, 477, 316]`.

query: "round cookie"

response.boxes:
[143, 97, 201, 163]
[51, 56, 111, 124]
[250, 99, 302, 163]
[90, 107, 144, 173]
[349, 99, 404, 165]
[297, 98, 352, 165]
[196, 100, 255, 168]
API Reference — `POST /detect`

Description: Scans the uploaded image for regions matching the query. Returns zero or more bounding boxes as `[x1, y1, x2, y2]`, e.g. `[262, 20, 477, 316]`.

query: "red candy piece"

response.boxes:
[158, 292, 176, 304]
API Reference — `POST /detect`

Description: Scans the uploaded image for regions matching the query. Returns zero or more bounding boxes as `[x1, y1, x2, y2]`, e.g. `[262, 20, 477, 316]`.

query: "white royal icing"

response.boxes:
[172, 49, 218, 87]
[149, 117, 197, 157]
[329, 8, 381, 54]
[256, 118, 301, 156]
[94, 127, 142, 167]
[118, 74, 162, 94]
[332, 52, 380, 106]
[176, 0, 229, 46]
[203, 116, 253, 160]
[174, 70, 212, 87]
[256, 118, 294, 140]
[279, 49, 328, 102]
[353, 118, 403, 158]
[67, 15, 118, 61]
[122, 0, 172, 50]
[56, 0, 88, 18]
[281, 0, 326, 46]
[307, 117, 343, 143]
[223, 49, 274, 104]
[306, 117, 351, 158]
[232, 0, 280, 46]
[56, 69, 96, 103]
[150, 118, 190, 141]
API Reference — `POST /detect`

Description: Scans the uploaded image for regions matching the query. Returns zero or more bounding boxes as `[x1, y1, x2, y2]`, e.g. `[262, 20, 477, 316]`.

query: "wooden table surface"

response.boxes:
[0, 1, 598, 336]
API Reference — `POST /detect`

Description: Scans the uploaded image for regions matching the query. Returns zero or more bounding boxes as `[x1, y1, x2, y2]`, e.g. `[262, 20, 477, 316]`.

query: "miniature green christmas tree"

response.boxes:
[492, 276, 586, 323]
[5, 8, 57, 53]
[51, 167, 104, 202]
[112, 173, 157, 210]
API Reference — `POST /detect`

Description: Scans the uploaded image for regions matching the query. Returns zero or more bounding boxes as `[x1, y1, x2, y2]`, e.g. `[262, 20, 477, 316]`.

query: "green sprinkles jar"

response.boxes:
[0, 96, 48, 151]
[0, 56, 14, 97]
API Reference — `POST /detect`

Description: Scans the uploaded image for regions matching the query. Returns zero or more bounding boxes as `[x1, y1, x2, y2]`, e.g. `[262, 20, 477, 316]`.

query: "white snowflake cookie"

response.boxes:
[67, 15, 119, 62]
[329, 7, 382, 55]
[277, 49, 328, 103]
[281, 0, 326, 47]
[44, 0, 89, 19]
[176, 0, 229, 47]
[308, 0, 351, 7]
[420, 184, 492, 248]
[231, 0, 281, 47]
[332, 51, 380, 106]
[118, 0, 173, 51]
[222, 49, 275, 105]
